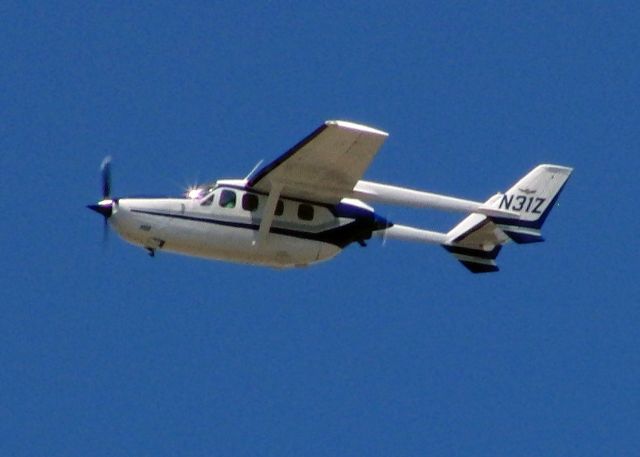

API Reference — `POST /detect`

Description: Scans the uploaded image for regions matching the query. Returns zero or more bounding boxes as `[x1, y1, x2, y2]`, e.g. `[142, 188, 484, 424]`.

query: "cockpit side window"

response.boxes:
[219, 189, 236, 208]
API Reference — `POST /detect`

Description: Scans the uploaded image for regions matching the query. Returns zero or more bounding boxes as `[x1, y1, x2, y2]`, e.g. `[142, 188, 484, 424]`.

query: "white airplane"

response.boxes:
[88, 120, 572, 272]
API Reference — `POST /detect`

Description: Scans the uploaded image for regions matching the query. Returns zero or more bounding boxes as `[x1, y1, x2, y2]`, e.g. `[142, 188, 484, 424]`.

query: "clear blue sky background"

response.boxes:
[2, 2, 639, 456]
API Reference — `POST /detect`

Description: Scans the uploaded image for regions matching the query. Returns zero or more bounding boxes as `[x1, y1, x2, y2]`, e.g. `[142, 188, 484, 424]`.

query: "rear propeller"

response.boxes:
[87, 156, 115, 243]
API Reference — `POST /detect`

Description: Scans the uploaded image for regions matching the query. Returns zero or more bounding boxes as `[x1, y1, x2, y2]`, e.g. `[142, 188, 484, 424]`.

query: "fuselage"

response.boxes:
[107, 179, 390, 268]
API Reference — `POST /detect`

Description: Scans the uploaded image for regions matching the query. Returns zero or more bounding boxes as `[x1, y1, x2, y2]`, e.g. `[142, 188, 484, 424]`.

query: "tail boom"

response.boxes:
[376, 224, 447, 245]
[371, 164, 572, 273]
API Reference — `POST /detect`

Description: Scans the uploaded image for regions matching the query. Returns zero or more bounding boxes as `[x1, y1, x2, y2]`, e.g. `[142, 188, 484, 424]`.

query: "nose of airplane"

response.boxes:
[87, 199, 114, 218]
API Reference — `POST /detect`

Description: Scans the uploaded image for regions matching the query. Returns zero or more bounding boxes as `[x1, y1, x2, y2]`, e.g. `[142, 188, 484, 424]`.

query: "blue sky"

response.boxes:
[2, 2, 639, 456]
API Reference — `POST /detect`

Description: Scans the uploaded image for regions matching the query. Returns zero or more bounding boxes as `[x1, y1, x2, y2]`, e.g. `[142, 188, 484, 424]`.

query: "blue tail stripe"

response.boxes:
[443, 244, 502, 260]
[502, 231, 545, 244]
[460, 261, 500, 273]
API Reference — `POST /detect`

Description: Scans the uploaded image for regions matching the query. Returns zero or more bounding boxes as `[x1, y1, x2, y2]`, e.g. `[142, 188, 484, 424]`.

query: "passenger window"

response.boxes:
[298, 204, 314, 221]
[275, 200, 284, 216]
[242, 193, 259, 211]
[219, 190, 236, 208]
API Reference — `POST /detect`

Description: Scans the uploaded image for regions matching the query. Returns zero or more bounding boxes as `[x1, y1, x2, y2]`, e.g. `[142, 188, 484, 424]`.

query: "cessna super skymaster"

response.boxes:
[88, 120, 572, 272]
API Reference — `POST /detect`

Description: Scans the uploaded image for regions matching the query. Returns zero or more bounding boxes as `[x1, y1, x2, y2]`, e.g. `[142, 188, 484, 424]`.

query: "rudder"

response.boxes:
[487, 164, 572, 243]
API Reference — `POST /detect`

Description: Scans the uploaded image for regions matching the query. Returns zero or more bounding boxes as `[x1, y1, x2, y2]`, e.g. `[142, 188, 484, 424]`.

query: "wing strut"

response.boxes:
[254, 183, 283, 247]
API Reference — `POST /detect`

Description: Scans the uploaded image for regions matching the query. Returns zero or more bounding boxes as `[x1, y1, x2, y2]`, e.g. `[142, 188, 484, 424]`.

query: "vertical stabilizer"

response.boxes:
[443, 164, 572, 272]
[484, 164, 573, 243]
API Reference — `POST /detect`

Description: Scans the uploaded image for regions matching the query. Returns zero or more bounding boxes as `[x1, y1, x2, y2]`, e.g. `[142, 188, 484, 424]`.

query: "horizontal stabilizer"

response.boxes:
[444, 214, 509, 273]
[443, 244, 502, 273]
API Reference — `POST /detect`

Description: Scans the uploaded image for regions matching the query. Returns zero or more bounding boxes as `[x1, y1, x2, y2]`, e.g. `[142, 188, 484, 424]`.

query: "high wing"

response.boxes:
[247, 120, 388, 204]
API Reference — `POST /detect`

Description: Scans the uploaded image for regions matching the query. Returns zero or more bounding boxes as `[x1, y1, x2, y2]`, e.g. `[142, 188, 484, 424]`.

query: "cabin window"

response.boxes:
[275, 200, 284, 216]
[219, 190, 236, 208]
[242, 193, 259, 211]
[298, 203, 314, 221]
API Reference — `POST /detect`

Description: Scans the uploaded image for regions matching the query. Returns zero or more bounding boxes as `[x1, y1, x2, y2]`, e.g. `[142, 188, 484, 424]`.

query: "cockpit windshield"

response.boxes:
[185, 184, 215, 200]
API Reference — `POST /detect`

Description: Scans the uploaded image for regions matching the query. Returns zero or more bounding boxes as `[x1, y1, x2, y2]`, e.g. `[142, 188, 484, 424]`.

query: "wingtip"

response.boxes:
[325, 120, 389, 137]
[536, 164, 574, 175]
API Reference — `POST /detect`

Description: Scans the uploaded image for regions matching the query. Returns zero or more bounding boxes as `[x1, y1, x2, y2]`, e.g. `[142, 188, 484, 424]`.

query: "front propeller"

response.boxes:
[87, 156, 115, 243]
[100, 155, 112, 200]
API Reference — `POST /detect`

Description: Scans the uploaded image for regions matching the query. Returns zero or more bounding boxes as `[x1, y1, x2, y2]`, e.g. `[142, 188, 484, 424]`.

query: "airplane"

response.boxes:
[88, 120, 572, 272]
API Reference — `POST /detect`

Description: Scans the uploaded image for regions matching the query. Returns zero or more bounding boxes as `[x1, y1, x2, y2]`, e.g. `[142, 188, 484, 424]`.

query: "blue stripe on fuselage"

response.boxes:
[130, 204, 389, 248]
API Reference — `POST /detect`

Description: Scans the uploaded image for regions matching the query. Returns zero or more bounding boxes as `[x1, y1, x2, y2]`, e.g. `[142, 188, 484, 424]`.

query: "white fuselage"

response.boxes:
[108, 182, 383, 268]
